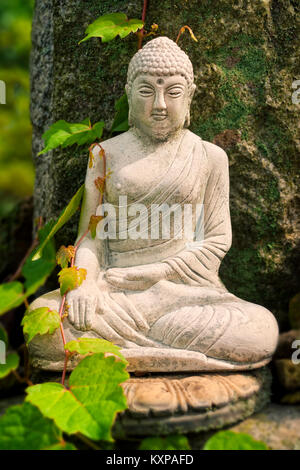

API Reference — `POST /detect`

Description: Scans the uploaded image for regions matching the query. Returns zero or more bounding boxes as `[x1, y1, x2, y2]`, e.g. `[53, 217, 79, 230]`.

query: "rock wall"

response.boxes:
[30, 0, 300, 327]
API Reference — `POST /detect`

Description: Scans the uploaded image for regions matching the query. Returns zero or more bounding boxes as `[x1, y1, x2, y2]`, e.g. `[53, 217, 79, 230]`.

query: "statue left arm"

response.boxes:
[162, 142, 232, 288]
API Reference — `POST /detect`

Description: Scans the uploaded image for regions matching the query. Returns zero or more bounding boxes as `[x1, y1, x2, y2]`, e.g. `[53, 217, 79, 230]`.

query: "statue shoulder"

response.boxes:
[87, 131, 133, 175]
[201, 140, 229, 171]
[100, 131, 132, 154]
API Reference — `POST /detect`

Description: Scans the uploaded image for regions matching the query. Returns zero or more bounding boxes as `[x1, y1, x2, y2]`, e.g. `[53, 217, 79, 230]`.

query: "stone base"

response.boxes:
[113, 368, 271, 438]
[31, 367, 271, 438]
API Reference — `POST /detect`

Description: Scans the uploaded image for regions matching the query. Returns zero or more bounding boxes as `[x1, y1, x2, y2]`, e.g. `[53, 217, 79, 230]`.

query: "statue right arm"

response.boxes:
[73, 145, 106, 281]
[67, 144, 106, 330]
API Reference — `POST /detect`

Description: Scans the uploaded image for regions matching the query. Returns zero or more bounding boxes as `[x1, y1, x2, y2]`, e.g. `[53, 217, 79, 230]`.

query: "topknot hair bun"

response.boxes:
[127, 37, 194, 91]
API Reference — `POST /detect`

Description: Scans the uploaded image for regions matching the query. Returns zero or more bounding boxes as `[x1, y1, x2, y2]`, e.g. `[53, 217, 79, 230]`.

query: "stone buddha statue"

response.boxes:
[29, 37, 279, 378]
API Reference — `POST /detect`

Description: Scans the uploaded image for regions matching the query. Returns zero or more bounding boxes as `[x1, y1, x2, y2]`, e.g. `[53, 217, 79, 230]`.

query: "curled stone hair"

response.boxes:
[126, 36, 194, 95]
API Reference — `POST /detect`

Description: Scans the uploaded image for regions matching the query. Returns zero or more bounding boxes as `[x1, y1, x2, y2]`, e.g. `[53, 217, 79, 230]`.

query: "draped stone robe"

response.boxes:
[29, 130, 278, 372]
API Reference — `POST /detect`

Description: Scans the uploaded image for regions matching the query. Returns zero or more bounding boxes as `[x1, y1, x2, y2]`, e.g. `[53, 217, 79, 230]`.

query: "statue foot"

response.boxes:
[121, 347, 272, 373]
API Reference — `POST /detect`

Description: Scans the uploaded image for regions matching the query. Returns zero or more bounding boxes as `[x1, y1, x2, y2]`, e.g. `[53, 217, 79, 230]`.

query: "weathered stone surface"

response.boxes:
[274, 359, 300, 391]
[31, 0, 300, 328]
[229, 404, 300, 450]
[113, 368, 271, 437]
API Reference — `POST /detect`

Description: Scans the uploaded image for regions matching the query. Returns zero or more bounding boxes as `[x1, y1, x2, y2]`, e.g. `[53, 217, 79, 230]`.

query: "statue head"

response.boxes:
[125, 37, 196, 141]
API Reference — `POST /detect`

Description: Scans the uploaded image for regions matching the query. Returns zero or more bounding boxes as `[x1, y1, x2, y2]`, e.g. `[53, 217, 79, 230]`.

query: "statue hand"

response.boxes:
[67, 279, 102, 331]
[105, 263, 171, 291]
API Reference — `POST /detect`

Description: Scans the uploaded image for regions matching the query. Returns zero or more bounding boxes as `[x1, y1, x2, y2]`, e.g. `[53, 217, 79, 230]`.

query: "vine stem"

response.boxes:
[17, 343, 31, 384]
[137, 0, 148, 50]
[70, 228, 90, 268]
[58, 294, 68, 385]
[12, 369, 33, 387]
[98, 144, 106, 206]
[61, 350, 70, 386]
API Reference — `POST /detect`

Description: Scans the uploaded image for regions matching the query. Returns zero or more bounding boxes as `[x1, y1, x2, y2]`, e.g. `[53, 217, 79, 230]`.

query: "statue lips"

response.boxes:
[151, 113, 168, 121]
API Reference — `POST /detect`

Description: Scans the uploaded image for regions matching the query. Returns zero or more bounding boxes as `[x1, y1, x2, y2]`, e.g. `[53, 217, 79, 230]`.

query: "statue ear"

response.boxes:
[189, 83, 196, 102]
[184, 84, 195, 128]
[125, 84, 133, 126]
[128, 108, 133, 127]
[184, 110, 190, 128]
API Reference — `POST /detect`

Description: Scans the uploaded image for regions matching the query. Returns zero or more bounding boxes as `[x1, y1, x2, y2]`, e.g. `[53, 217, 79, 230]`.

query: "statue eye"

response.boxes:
[168, 88, 183, 97]
[139, 88, 154, 96]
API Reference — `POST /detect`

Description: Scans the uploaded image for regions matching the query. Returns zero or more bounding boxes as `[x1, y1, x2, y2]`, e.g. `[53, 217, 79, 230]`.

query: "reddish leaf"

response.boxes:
[88, 215, 104, 239]
[99, 146, 105, 159]
[94, 177, 105, 194]
[88, 148, 94, 169]
[88, 143, 104, 168]
[176, 25, 198, 44]
[56, 245, 75, 269]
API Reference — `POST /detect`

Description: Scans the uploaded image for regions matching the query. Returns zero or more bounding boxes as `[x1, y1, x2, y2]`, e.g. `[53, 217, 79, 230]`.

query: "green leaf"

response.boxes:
[22, 220, 57, 296]
[26, 353, 129, 441]
[139, 435, 190, 450]
[0, 222, 58, 316]
[58, 267, 87, 296]
[38, 119, 105, 155]
[32, 185, 85, 261]
[110, 94, 129, 133]
[0, 402, 76, 450]
[0, 353, 19, 379]
[203, 431, 269, 450]
[0, 282, 25, 316]
[0, 326, 8, 346]
[79, 13, 143, 44]
[0, 222, 57, 315]
[56, 245, 75, 269]
[65, 338, 127, 362]
[21, 307, 61, 344]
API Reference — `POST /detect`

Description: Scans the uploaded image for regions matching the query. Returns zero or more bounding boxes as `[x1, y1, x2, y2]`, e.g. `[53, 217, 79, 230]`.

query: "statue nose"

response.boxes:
[153, 91, 167, 111]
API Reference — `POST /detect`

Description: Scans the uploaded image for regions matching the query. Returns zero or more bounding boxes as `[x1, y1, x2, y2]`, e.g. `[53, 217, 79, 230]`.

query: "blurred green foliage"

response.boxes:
[0, 0, 34, 217]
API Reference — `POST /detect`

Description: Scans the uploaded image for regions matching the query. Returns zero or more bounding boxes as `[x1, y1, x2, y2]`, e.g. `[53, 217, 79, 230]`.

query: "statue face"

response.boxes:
[127, 74, 194, 141]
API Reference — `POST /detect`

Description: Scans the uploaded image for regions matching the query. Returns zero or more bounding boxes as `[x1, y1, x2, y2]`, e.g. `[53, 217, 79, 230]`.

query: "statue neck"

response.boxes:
[129, 126, 186, 149]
